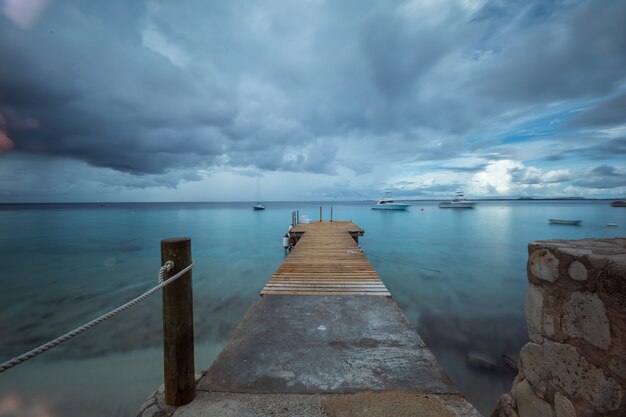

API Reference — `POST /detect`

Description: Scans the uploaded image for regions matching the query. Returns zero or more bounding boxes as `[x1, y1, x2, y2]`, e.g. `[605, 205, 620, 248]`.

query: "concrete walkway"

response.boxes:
[138, 222, 481, 416]
[139, 295, 480, 417]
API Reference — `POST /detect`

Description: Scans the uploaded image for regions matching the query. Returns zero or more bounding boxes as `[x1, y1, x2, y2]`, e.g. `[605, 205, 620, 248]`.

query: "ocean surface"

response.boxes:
[0, 200, 624, 416]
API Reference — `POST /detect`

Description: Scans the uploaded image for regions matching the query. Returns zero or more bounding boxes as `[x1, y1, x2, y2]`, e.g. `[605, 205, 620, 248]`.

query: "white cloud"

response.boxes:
[468, 160, 573, 196]
[470, 160, 523, 195]
[513, 166, 571, 184]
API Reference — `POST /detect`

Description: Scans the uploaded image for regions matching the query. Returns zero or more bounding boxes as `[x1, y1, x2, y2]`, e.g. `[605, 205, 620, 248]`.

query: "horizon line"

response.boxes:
[0, 196, 624, 205]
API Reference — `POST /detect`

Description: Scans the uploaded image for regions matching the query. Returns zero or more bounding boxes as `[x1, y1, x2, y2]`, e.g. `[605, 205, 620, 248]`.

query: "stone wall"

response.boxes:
[493, 238, 626, 417]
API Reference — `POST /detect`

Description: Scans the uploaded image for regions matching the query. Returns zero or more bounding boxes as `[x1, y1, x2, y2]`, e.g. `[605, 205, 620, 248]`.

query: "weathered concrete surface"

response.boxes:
[493, 238, 626, 417]
[170, 392, 327, 417]
[138, 294, 481, 417]
[322, 391, 478, 417]
[151, 391, 481, 417]
[198, 295, 456, 394]
[138, 295, 480, 417]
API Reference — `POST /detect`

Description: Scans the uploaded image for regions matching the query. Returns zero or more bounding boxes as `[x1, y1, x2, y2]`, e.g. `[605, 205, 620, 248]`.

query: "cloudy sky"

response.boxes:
[1, 0, 625, 202]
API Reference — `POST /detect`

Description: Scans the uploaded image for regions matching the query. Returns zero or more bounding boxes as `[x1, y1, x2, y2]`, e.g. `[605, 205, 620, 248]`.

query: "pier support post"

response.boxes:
[320, 206, 322, 222]
[161, 237, 195, 406]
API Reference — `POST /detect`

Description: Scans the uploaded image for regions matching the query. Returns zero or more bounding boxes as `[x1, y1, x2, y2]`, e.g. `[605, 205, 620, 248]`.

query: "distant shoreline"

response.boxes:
[0, 197, 623, 207]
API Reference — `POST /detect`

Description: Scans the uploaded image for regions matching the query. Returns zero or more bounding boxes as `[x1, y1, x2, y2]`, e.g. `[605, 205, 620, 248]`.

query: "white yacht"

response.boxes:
[439, 191, 476, 209]
[371, 192, 410, 210]
[252, 178, 266, 211]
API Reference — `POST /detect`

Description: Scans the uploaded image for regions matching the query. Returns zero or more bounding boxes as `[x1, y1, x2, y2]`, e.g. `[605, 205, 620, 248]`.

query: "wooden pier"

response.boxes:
[141, 221, 480, 417]
[261, 221, 390, 296]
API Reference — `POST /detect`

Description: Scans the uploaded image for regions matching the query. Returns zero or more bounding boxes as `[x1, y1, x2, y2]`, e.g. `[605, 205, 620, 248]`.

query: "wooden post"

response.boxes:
[320, 206, 322, 222]
[161, 237, 195, 406]
[330, 206, 333, 222]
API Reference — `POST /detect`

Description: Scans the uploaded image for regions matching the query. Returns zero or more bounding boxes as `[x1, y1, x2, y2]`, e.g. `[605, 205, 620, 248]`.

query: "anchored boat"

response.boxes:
[252, 178, 266, 210]
[371, 192, 410, 210]
[549, 219, 582, 225]
[439, 191, 476, 209]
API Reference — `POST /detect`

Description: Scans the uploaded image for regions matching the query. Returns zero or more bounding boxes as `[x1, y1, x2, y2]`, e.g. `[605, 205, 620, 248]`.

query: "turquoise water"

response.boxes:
[0, 201, 624, 416]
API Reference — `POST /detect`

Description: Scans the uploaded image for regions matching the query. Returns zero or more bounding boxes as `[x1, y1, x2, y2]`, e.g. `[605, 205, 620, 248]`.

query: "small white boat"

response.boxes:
[371, 192, 410, 210]
[439, 191, 476, 209]
[549, 219, 582, 225]
[252, 178, 266, 210]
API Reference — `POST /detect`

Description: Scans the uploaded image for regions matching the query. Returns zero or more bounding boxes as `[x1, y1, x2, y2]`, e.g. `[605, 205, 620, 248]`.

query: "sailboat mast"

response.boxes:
[256, 177, 261, 203]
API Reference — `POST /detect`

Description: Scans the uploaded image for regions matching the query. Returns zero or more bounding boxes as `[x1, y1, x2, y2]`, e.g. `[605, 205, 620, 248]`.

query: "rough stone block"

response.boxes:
[521, 340, 622, 412]
[608, 355, 626, 380]
[557, 247, 592, 258]
[520, 343, 548, 394]
[529, 249, 559, 283]
[491, 394, 519, 417]
[496, 239, 626, 417]
[525, 284, 545, 343]
[562, 291, 611, 350]
[567, 261, 587, 282]
[515, 379, 553, 417]
[543, 314, 556, 339]
[597, 255, 626, 316]
[554, 393, 576, 417]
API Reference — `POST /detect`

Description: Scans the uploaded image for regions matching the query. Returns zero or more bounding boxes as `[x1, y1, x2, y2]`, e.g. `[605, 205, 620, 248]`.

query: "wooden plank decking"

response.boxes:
[260, 221, 390, 296]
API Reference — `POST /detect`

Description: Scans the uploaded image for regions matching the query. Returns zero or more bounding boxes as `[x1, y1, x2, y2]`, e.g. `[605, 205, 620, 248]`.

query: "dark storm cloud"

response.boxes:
[568, 93, 626, 128]
[0, 0, 482, 181]
[573, 165, 626, 189]
[545, 137, 626, 162]
[0, 0, 233, 175]
[471, 0, 626, 103]
[360, 11, 450, 100]
[434, 164, 488, 173]
[0, 0, 625, 191]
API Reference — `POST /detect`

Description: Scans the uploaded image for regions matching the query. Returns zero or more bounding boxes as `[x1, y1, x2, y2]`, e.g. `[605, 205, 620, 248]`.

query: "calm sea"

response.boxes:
[0, 201, 624, 416]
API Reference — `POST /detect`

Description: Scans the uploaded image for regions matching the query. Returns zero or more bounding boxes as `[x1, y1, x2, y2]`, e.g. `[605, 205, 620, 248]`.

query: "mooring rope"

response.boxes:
[360, 249, 441, 273]
[0, 260, 194, 374]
